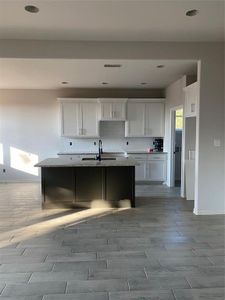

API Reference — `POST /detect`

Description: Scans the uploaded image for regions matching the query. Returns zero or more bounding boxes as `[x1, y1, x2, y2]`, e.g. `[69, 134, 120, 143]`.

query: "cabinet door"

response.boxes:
[42, 167, 75, 208]
[135, 160, 146, 180]
[61, 102, 79, 136]
[145, 103, 164, 137]
[80, 102, 99, 137]
[112, 102, 126, 120]
[185, 83, 198, 117]
[125, 102, 145, 137]
[75, 167, 103, 204]
[100, 102, 112, 120]
[146, 160, 166, 181]
[106, 167, 134, 202]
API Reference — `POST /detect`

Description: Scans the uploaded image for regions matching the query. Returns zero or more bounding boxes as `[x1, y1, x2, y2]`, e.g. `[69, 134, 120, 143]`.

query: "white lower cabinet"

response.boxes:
[135, 159, 146, 180]
[130, 154, 167, 182]
[146, 160, 167, 181]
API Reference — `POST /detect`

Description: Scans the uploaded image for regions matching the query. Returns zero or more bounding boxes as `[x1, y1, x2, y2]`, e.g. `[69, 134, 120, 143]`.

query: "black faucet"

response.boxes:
[96, 140, 103, 161]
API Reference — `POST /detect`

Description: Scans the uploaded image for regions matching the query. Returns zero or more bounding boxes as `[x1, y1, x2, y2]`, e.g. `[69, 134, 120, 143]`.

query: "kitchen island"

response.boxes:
[35, 157, 136, 208]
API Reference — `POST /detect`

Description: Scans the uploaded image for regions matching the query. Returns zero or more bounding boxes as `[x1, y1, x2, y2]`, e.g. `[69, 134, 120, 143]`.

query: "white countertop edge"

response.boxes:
[35, 157, 138, 167]
[57, 151, 167, 155]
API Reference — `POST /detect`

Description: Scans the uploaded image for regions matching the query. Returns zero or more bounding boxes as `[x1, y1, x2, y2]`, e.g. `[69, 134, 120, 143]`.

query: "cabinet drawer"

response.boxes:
[147, 154, 167, 161]
[129, 154, 147, 160]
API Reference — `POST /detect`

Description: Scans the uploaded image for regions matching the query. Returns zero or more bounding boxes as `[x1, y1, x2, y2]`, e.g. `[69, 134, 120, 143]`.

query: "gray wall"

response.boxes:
[0, 40, 224, 214]
[57, 88, 164, 98]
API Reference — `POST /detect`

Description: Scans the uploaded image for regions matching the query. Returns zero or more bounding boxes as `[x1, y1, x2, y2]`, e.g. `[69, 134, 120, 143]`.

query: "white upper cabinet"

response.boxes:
[61, 102, 79, 137]
[125, 100, 165, 137]
[184, 82, 199, 118]
[125, 102, 145, 137]
[79, 102, 99, 137]
[145, 102, 165, 137]
[99, 98, 127, 121]
[59, 99, 99, 138]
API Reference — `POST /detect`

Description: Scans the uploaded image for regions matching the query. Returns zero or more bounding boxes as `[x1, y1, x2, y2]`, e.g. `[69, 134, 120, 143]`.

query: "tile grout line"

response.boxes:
[206, 256, 216, 265]
[127, 279, 131, 291]
[0, 284, 6, 296]
[171, 288, 178, 300]
[183, 275, 193, 289]
[27, 272, 33, 283]
[64, 281, 68, 294]
[107, 291, 110, 300]
[143, 267, 149, 279]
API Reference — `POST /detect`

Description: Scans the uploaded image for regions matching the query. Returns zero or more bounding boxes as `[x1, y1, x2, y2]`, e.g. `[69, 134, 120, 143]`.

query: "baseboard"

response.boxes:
[0, 180, 40, 183]
[193, 208, 225, 215]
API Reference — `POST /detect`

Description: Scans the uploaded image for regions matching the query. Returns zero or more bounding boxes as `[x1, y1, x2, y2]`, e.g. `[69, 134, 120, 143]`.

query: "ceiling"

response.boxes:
[0, 59, 197, 89]
[0, 0, 224, 42]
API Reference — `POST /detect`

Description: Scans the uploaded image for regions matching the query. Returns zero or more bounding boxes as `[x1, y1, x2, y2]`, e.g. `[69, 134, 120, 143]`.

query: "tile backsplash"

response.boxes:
[60, 121, 155, 153]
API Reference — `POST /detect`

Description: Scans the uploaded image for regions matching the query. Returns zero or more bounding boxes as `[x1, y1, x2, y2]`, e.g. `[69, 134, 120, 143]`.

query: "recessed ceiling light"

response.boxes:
[186, 9, 199, 17]
[61, 81, 68, 85]
[104, 64, 122, 68]
[157, 65, 165, 68]
[24, 5, 39, 13]
[102, 82, 109, 85]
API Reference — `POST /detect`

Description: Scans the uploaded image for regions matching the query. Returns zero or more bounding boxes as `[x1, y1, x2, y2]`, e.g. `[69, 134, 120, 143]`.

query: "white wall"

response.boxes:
[0, 89, 156, 182]
[0, 90, 60, 182]
[61, 121, 154, 153]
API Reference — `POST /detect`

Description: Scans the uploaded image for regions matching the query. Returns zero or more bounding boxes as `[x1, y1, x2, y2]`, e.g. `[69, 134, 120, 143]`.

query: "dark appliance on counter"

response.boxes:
[153, 138, 163, 152]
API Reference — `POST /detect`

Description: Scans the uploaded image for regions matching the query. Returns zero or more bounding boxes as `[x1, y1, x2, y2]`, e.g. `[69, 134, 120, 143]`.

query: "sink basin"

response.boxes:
[101, 157, 116, 160]
[82, 157, 96, 161]
[82, 157, 116, 161]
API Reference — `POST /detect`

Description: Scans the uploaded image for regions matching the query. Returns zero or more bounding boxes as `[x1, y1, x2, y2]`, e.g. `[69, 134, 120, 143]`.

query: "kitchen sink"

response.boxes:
[101, 157, 116, 160]
[82, 157, 116, 161]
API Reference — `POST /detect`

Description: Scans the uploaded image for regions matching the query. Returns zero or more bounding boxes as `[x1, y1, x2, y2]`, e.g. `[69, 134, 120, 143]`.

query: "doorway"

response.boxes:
[170, 107, 184, 196]
[174, 109, 183, 187]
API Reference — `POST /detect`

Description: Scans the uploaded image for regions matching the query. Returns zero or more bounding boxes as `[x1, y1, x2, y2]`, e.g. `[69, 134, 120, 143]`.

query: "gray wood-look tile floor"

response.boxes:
[0, 182, 224, 299]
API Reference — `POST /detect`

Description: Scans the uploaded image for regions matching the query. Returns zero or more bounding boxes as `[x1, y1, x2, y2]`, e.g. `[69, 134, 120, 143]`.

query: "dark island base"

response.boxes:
[41, 166, 135, 209]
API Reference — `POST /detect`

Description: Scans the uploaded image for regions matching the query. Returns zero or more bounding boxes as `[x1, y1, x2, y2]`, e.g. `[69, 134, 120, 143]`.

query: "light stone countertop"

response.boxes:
[57, 151, 167, 155]
[35, 157, 138, 167]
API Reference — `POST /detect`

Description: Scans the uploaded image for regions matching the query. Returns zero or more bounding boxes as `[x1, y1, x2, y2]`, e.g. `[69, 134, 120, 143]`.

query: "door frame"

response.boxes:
[169, 105, 185, 197]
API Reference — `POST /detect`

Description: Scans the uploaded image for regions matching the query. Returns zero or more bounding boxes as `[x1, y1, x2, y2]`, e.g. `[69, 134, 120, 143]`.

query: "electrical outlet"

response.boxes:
[214, 139, 221, 147]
